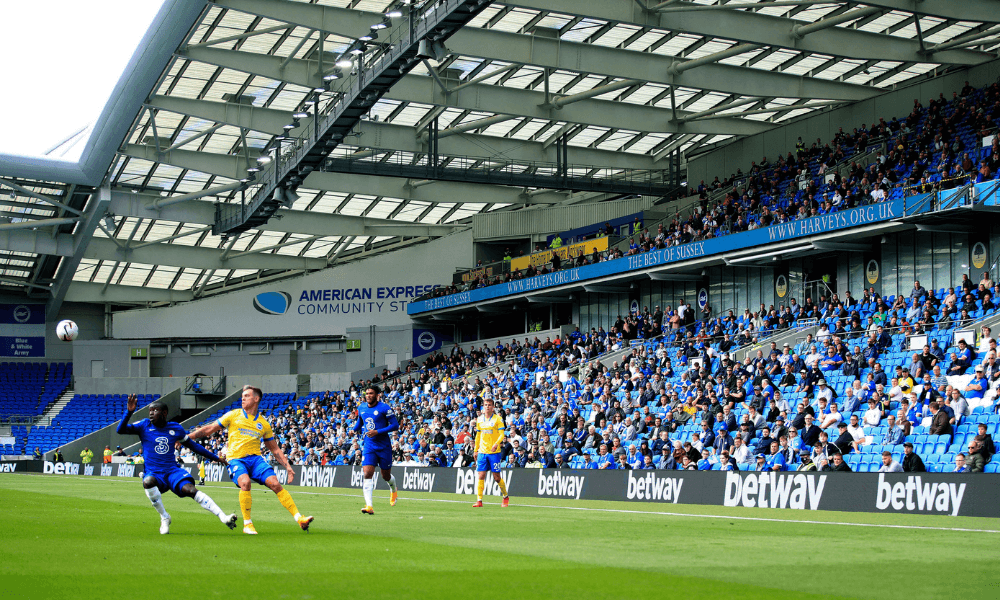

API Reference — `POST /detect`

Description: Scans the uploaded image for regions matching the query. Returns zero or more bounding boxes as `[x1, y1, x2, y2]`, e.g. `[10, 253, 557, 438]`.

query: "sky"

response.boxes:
[0, 1, 165, 161]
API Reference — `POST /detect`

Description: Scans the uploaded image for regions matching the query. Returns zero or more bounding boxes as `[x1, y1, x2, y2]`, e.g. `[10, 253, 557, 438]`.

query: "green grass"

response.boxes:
[1, 474, 997, 600]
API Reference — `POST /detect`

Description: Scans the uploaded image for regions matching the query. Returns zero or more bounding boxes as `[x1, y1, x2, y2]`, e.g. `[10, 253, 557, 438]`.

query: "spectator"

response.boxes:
[878, 451, 903, 472]
[765, 441, 786, 471]
[796, 451, 816, 471]
[952, 453, 969, 473]
[834, 422, 856, 455]
[967, 438, 990, 473]
[799, 414, 821, 448]
[928, 401, 952, 436]
[881, 415, 905, 446]
[731, 436, 750, 464]
[863, 399, 883, 427]
[901, 442, 926, 472]
[976, 423, 995, 456]
[52, 448, 64, 462]
[32, 447, 41, 460]
[822, 452, 851, 472]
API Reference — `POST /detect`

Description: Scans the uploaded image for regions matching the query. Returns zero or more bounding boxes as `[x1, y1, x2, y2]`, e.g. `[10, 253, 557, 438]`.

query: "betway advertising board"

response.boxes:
[6, 461, 997, 518]
[409, 198, 919, 315]
[113, 232, 470, 338]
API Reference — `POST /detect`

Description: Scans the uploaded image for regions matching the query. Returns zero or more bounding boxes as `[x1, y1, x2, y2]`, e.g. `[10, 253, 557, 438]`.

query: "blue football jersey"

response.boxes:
[354, 401, 399, 452]
[119, 417, 189, 474]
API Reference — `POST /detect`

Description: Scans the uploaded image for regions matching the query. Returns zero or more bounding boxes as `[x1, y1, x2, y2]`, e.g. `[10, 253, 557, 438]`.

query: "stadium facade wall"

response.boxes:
[73, 377, 177, 397]
[688, 58, 1000, 187]
[0, 299, 104, 363]
[111, 230, 473, 340]
[6, 461, 996, 519]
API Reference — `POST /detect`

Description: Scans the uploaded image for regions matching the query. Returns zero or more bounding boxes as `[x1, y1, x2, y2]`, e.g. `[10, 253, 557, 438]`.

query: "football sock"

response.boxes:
[239, 490, 252, 524]
[387, 474, 398, 493]
[363, 477, 375, 507]
[144, 487, 169, 519]
[193, 490, 225, 519]
[275, 489, 301, 520]
[497, 477, 508, 498]
[476, 479, 485, 501]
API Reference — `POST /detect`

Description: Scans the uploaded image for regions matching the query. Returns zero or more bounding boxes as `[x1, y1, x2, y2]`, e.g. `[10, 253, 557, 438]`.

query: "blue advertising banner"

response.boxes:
[409, 198, 917, 315]
[0, 303, 46, 357]
[412, 327, 453, 356]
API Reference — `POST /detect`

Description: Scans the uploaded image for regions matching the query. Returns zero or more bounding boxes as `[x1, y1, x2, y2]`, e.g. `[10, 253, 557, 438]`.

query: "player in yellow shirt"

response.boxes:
[473, 397, 510, 508]
[186, 385, 312, 535]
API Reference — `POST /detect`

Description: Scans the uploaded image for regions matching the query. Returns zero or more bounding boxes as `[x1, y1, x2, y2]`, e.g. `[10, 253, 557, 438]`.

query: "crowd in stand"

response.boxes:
[425, 80, 1000, 301]
[184, 81, 1000, 475]
[185, 272, 999, 475]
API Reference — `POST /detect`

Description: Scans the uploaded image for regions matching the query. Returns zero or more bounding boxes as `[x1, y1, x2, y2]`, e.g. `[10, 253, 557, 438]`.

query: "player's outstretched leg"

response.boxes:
[361, 466, 376, 514]
[473, 474, 485, 508]
[142, 477, 171, 534]
[265, 477, 312, 531]
[178, 482, 236, 530]
[493, 472, 509, 508]
[237, 475, 256, 534]
[381, 468, 398, 507]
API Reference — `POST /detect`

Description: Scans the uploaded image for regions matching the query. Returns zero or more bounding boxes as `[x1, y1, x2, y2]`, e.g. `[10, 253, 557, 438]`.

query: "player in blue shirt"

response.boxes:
[353, 385, 400, 515]
[117, 394, 236, 534]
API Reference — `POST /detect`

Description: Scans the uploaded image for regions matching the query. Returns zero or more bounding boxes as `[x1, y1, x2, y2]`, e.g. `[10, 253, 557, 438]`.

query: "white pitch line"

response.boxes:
[7, 473, 1000, 534]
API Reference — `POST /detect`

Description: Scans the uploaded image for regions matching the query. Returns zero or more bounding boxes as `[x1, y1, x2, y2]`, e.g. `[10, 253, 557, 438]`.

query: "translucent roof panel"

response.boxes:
[5, 0, 992, 302]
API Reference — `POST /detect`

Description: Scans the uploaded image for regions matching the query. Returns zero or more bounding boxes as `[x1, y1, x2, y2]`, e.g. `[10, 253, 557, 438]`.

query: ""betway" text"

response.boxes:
[401, 468, 436, 492]
[875, 474, 966, 516]
[724, 472, 827, 510]
[537, 470, 585, 499]
[626, 471, 684, 502]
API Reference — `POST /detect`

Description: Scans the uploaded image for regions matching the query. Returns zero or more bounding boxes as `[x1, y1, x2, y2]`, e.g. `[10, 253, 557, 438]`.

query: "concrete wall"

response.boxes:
[310, 372, 353, 393]
[345, 324, 414, 375]
[148, 339, 347, 378]
[0, 298, 105, 364]
[688, 59, 1000, 187]
[73, 377, 179, 397]
[73, 339, 150, 378]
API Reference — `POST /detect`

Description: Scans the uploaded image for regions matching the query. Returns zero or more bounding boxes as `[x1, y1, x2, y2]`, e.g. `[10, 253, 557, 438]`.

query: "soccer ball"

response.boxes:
[56, 320, 79, 342]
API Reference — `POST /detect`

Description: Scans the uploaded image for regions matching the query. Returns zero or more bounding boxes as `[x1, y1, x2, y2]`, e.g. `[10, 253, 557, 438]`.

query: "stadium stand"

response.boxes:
[429, 81, 1000, 300]
[23, 393, 161, 456]
[188, 266, 998, 475]
[0, 363, 73, 456]
[12, 83, 1000, 475]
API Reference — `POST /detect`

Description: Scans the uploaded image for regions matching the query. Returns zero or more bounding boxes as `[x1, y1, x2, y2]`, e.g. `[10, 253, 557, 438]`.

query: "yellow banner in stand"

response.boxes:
[510, 237, 609, 271]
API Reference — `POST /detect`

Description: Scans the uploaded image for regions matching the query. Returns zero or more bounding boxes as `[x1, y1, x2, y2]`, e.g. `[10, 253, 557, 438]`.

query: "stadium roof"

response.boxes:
[1, 0, 998, 314]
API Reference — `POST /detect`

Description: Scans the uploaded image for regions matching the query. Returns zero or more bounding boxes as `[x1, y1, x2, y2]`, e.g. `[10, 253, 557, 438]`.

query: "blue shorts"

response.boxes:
[362, 447, 393, 470]
[147, 466, 195, 496]
[228, 455, 277, 487]
[476, 452, 502, 473]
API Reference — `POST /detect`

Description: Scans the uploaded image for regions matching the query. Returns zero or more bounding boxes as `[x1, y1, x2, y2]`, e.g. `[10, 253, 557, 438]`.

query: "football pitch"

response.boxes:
[1, 474, 996, 600]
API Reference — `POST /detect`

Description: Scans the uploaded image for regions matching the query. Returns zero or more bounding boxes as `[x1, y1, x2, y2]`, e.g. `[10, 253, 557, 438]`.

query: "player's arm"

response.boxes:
[185, 419, 224, 442]
[263, 436, 294, 484]
[116, 394, 141, 435]
[490, 424, 505, 454]
[375, 411, 400, 436]
[182, 437, 225, 464]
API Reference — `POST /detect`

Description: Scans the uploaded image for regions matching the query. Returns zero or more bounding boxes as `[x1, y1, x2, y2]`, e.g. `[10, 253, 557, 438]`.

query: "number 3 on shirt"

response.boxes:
[154, 436, 170, 455]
